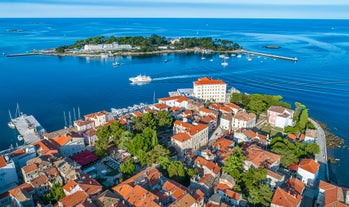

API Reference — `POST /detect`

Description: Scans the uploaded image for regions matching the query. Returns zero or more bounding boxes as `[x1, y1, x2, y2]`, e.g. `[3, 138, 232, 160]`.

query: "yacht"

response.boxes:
[129, 75, 152, 84]
[112, 61, 120, 67]
[221, 59, 228, 67]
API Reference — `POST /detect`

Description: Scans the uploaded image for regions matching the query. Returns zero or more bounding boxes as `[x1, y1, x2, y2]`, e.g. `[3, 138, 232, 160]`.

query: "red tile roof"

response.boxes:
[158, 95, 189, 103]
[172, 132, 191, 142]
[153, 103, 168, 111]
[132, 111, 143, 117]
[285, 177, 305, 195]
[199, 107, 214, 114]
[195, 156, 221, 174]
[271, 187, 302, 207]
[194, 77, 226, 85]
[51, 133, 72, 147]
[174, 120, 208, 136]
[0, 155, 7, 168]
[320, 181, 349, 206]
[30, 174, 49, 188]
[113, 184, 160, 207]
[63, 180, 78, 192]
[58, 190, 88, 207]
[8, 183, 34, 197]
[169, 193, 196, 207]
[298, 158, 320, 174]
[84, 111, 108, 119]
[70, 150, 98, 166]
[74, 119, 94, 127]
[22, 163, 38, 173]
[213, 138, 234, 152]
[234, 111, 256, 121]
[34, 139, 59, 155]
[9, 149, 26, 157]
[246, 145, 281, 168]
[162, 180, 187, 199]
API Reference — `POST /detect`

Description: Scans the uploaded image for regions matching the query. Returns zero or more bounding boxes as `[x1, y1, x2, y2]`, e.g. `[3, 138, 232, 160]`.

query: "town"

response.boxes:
[0, 77, 345, 207]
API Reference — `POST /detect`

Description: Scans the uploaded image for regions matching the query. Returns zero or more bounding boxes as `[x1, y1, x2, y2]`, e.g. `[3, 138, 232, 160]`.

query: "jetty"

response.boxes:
[6, 53, 40, 57]
[8, 105, 45, 144]
[239, 49, 298, 62]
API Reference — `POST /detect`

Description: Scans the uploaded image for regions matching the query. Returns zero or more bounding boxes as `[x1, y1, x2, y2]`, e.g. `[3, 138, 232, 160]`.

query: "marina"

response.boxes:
[239, 49, 298, 62]
[8, 105, 45, 144]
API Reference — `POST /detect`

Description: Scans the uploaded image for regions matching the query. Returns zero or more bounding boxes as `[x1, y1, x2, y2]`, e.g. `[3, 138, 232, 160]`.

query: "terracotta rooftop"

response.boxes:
[30, 174, 49, 188]
[63, 180, 79, 192]
[298, 158, 320, 174]
[169, 193, 196, 207]
[84, 110, 108, 119]
[234, 111, 256, 121]
[224, 102, 241, 110]
[34, 139, 59, 155]
[0, 155, 7, 168]
[132, 111, 143, 117]
[22, 163, 38, 173]
[194, 77, 226, 85]
[58, 190, 88, 207]
[8, 183, 34, 200]
[267, 169, 284, 181]
[195, 157, 221, 174]
[51, 133, 72, 147]
[285, 177, 305, 196]
[162, 180, 187, 199]
[213, 138, 234, 153]
[95, 190, 120, 207]
[153, 103, 167, 111]
[172, 132, 191, 142]
[74, 119, 94, 127]
[84, 128, 97, 137]
[319, 181, 349, 206]
[174, 120, 208, 136]
[113, 184, 160, 207]
[158, 95, 189, 103]
[9, 149, 26, 157]
[271, 187, 302, 207]
[246, 145, 281, 168]
[199, 107, 214, 114]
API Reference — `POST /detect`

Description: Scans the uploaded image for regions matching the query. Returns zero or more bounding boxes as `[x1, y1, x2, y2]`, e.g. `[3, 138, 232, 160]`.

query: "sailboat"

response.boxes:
[8, 103, 21, 129]
[8, 110, 15, 128]
[112, 61, 120, 67]
[221, 59, 228, 67]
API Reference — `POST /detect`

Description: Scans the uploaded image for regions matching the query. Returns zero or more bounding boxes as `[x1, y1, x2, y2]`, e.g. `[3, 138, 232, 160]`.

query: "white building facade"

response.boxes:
[193, 77, 227, 102]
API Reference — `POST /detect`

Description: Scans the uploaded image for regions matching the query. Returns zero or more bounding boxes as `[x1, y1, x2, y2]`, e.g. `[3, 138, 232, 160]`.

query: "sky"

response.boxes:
[0, 0, 349, 19]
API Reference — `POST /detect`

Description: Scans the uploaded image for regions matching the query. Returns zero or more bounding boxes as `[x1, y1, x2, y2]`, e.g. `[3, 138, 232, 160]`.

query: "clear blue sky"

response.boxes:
[1, 0, 349, 19]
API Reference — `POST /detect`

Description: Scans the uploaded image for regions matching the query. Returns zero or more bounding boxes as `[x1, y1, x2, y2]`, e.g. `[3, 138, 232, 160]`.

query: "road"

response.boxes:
[309, 118, 328, 181]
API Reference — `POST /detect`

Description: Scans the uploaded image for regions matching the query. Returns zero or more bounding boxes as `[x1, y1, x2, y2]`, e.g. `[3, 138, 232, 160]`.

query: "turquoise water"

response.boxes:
[0, 18, 348, 185]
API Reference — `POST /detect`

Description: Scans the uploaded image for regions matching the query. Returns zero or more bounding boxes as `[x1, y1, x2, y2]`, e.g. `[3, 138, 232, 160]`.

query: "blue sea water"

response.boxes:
[0, 18, 348, 185]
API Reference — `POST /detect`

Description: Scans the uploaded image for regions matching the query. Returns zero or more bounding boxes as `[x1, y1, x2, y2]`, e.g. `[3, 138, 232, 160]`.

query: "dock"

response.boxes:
[239, 49, 298, 62]
[11, 114, 45, 144]
[6, 53, 40, 57]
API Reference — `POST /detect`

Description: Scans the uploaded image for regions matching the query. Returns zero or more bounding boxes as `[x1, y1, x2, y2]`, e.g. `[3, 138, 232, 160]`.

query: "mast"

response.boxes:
[73, 107, 77, 121]
[15, 103, 21, 118]
[77, 107, 81, 120]
[68, 111, 72, 127]
[8, 109, 13, 121]
[63, 111, 67, 128]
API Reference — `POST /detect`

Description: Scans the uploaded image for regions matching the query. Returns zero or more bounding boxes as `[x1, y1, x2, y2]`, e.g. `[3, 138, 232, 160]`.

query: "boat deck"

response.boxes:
[12, 114, 45, 144]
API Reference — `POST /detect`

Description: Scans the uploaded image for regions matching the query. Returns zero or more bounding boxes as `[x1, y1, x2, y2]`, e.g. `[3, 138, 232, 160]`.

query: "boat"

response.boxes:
[164, 59, 168, 63]
[17, 135, 23, 141]
[221, 59, 228, 67]
[209, 59, 213, 62]
[112, 61, 120, 67]
[8, 121, 15, 129]
[129, 75, 152, 84]
[236, 54, 242, 58]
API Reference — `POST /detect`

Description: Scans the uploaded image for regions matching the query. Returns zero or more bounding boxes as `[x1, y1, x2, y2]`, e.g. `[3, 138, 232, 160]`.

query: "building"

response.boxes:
[83, 42, 132, 52]
[220, 113, 233, 131]
[84, 110, 108, 128]
[317, 181, 349, 207]
[194, 157, 221, 177]
[74, 119, 94, 132]
[271, 187, 302, 207]
[83, 128, 98, 145]
[30, 174, 50, 197]
[33, 139, 59, 157]
[0, 155, 18, 194]
[172, 121, 209, 157]
[244, 145, 281, 171]
[304, 129, 317, 143]
[193, 77, 227, 102]
[158, 95, 190, 109]
[267, 106, 294, 129]
[63, 175, 102, 197]
[297, 158, 320, 186]
[51, 133, 85, 157]
[7, 183, 35, 207]
[267, 170, 285, 190]
[232, 111, 256, 130]
[57, 190, 89, 207]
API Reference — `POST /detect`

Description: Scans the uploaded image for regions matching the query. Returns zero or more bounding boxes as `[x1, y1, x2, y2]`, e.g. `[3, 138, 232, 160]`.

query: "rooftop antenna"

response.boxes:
[77, 107, 81, 120]
[68, 111, 72, 127]
[63, 111, 67, 128]
[73, 107, 77, 121]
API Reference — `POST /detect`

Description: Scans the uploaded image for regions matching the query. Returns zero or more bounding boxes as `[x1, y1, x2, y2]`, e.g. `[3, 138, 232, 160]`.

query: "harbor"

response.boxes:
[239, 49, 298, 62]
[8, 105, 45, 144]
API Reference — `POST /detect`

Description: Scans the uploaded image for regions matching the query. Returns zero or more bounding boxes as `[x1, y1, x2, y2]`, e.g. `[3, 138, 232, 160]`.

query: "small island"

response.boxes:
[54, 34, 242, 56]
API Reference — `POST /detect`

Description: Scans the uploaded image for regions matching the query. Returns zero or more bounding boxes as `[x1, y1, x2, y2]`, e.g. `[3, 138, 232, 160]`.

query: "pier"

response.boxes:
[6, 53, 40, 57]
[239, 49, 298, 62]
[10, 114, 45, 144]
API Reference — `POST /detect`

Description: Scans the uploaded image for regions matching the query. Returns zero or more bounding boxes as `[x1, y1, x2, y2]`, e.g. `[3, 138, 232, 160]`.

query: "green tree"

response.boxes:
[155, 111, 173, 129]
[231, 92, 243, 104]
[167, 161, 186, 178]
[120, 159, 136, 177]
[298, 108, 309, 132]
[147, 144, 170, 164]
[43, 183, 65, 204]
[247, 184, 273, 207]
[110, 122, 126, 146]
[118, 131, 132, 150]
[222, 147, 246, 182]
[95, 126, 111, 157]
[305, 142, 320, 155]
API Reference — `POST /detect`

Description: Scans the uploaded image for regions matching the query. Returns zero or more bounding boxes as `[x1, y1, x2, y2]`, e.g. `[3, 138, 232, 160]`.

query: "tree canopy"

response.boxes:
[43, 183, 65, 204]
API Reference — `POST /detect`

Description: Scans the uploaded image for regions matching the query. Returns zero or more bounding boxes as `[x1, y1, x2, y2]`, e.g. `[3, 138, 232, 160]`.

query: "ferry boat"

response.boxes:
[129, 75, 152, 84]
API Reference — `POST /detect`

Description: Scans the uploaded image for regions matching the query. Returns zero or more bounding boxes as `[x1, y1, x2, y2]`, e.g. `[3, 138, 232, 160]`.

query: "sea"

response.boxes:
[0, 18, 348, 186]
